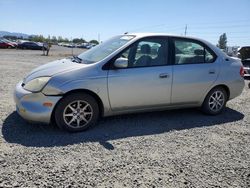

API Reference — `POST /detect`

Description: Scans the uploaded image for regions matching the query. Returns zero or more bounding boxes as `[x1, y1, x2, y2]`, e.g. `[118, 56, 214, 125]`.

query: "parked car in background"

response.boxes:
[17, 41, 47, 50]
[84, 44, 92, 49]
[3, 38, 18, 47]
[66, 43, 76, 48]
[78, 43, 96, 49]
[0, 38, 17, 48]
[78, 43, 89, 49]
[238, 46, 250, 78]
[14, 33, 245, 132]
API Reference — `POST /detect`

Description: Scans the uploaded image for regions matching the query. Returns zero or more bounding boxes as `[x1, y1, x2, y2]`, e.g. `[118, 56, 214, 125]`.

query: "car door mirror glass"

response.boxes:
[114, 57, 128, 68]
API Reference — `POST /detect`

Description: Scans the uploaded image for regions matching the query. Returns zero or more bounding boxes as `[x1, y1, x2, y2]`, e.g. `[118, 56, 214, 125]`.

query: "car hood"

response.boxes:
[24, 58, 86, 83]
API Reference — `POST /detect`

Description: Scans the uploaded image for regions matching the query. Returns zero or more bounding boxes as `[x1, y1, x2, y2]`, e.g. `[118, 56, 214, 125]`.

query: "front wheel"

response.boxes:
[55, 93, 99, 132]
[202, 87, 227, 115]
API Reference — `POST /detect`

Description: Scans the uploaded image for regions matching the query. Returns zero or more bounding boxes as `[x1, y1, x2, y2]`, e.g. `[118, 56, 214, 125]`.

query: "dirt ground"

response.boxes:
[0, 46, 249, 187]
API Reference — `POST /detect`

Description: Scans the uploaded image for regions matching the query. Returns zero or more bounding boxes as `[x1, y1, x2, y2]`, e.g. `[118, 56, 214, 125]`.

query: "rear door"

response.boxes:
[107, 37, 173, 111]
[171, 38, 219, 104]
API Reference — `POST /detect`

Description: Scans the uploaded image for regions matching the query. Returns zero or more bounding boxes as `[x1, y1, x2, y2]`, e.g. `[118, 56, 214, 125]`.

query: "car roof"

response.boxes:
[127, 32, 203, 40]
[126, 32, 216, 46]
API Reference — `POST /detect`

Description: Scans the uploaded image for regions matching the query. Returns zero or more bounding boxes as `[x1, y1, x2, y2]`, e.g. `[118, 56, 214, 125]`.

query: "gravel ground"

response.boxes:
[0, 46, 249, 187]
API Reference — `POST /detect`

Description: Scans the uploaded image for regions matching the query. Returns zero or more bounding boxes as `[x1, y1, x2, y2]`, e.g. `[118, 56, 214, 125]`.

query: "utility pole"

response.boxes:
[71, 37, 73, 56]
[184, 24, 187, 36]
[98, 33, 100, 43]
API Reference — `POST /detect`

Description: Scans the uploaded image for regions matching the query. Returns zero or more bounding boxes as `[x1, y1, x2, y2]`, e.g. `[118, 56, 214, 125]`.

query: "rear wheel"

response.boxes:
[55, 93, 99, 132]
[202, 87, 227, 115]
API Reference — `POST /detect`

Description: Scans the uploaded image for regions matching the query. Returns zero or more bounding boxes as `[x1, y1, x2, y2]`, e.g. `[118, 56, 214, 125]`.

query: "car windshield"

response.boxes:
[78, 35, 135, 64]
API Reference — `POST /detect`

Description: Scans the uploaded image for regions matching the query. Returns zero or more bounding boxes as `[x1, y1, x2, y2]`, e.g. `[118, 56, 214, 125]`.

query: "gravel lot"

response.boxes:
[0, 46, 249, 187]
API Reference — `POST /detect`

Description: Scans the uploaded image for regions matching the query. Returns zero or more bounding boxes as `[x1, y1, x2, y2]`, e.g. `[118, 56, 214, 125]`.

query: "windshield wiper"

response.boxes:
[71, 56, 82, 63]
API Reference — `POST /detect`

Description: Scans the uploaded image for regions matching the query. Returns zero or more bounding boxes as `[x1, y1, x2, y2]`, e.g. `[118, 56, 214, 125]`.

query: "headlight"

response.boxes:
[23, 77, 51, 92]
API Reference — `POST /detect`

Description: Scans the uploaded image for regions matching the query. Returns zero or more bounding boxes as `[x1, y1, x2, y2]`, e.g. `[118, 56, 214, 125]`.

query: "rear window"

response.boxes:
[174, 39, 216, 65]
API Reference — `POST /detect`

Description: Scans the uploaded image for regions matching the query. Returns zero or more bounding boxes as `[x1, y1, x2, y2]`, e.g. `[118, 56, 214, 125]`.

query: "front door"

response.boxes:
[107, 37, 173, 111]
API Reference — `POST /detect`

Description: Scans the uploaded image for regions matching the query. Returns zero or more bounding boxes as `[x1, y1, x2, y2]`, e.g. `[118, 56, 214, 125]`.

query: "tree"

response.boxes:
[29, 35, 45, 42]
[217, 33, 227, 50]
[46, 35, 51, 42]
[58, 36, 63, 42]
[3, 35, 17, 40]
[51, 36, 57, 43]
[89, 40, 99, 45]
[64, 38, 69, 43]
[73, 38, 86, 44]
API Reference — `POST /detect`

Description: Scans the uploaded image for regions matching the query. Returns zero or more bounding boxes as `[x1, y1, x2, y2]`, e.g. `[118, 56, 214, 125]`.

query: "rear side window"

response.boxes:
[174, 39, 216, 65]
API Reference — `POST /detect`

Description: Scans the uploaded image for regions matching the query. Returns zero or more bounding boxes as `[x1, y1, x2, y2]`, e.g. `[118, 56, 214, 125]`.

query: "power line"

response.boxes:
[189, 24, 250, 30]
[183, 19, 250, 26]
[188, 30, 250, 34]
[127, 19, 250, 33]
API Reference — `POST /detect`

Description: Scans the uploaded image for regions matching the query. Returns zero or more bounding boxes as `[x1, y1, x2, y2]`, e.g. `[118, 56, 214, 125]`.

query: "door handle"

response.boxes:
[159, 73, 169, 78]
[208, 69, 216, 74]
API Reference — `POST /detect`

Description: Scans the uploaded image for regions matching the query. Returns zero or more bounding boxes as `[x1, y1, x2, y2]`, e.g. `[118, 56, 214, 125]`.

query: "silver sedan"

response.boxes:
[14, 33, 245, 132]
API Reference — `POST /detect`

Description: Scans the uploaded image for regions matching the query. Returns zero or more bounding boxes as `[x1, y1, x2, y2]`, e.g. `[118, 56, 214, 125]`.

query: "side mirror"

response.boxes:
[114, 57, 128, 68]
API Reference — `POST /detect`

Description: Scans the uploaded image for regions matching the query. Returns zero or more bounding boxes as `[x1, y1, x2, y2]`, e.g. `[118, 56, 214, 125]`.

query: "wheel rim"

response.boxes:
[208, 90, 225, 112]
[63, 100, 93, 128]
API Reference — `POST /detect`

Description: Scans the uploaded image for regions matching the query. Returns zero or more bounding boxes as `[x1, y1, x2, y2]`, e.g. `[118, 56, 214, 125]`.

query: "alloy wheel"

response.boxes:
[63, 100, 93, 128]
[208, 91, 225, 112]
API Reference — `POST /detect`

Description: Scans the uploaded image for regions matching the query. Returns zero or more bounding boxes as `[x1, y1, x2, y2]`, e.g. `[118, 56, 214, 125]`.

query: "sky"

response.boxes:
[0, 0, 250, 46]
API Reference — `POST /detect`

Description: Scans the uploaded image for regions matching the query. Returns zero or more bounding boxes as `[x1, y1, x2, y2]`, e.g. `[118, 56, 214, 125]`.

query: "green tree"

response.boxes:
[3, 35, 17, 40]
[51, 36, 57, 43]
[73, 38, 86, 44]
[89, 40, 99, 45]
[47, 35, 51, 42]
[217, 33, 227, 50]
[29, 35, 45, 42]
[58, 36, 63, 42]
[64, 38, 69, 43]
[57, 36, 69, 43]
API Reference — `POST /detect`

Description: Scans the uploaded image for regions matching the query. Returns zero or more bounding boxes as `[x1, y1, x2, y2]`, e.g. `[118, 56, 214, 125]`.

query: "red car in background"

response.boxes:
[0, 38, 17, 48]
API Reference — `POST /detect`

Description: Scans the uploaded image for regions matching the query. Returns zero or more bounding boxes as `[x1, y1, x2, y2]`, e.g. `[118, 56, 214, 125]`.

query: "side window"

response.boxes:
[205, 49, 215, 63]
[174, 39, 216, 65]
[118, 38, 168, 68]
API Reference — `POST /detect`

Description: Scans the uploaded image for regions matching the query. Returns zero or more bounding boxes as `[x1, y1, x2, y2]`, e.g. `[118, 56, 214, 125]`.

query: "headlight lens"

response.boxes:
[23, 77, 51, 92]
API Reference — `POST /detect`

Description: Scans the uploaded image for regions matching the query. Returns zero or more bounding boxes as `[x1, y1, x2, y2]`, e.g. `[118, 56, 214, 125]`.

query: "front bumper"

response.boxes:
[14, 81, 62, 124]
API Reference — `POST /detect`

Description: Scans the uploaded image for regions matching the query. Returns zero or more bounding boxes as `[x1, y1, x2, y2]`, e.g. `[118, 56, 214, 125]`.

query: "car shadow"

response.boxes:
[1, 107, 244, 149]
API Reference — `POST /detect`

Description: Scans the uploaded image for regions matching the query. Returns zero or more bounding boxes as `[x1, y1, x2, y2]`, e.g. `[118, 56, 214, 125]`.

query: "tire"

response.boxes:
[202, 87, 228, 115]
[55, 93, 99, 132]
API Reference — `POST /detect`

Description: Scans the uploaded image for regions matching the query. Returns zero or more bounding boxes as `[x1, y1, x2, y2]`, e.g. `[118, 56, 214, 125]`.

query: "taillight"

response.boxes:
[240, 66, 245, 77]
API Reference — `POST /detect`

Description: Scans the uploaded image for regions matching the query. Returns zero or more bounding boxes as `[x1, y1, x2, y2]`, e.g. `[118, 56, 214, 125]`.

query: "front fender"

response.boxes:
[44, 77, 112, 116]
